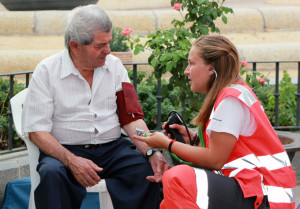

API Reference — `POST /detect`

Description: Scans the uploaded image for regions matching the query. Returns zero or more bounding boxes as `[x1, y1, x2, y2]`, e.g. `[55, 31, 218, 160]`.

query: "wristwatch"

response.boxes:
[146, 148, 161, 159]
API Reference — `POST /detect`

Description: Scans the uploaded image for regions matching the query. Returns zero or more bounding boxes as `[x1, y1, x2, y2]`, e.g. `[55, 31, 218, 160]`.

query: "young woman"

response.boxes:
[133, 35, 296, 209]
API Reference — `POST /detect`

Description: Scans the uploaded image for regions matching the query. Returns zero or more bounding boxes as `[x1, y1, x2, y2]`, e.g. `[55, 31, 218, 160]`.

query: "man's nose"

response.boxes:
[105, 45, 111, 54]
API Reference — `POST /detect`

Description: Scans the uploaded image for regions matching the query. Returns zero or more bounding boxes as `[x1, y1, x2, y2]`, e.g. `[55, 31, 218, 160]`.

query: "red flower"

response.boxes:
[122, 28, 132, 36]
[241, 60, 248, 67]
[173, 3, 182, 11]
[258, 78, 266, 83]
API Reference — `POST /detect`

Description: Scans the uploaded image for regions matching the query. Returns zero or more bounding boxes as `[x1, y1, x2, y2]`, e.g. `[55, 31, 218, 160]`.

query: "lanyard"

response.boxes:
[198, 128, 206, 148]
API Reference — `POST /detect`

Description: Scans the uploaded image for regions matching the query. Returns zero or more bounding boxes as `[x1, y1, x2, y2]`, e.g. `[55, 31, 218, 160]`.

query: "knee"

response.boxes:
[38, 161, 67, 183]
[162, 164, 193, 187]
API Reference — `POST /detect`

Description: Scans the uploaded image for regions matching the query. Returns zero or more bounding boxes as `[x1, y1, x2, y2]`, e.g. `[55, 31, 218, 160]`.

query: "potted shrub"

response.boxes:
[0, 0, 99, 11]
[110, 27, 133, 66]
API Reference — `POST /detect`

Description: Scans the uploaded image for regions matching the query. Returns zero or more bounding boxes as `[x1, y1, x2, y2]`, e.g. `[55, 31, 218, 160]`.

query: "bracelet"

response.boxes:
[168, 140, 176, 152]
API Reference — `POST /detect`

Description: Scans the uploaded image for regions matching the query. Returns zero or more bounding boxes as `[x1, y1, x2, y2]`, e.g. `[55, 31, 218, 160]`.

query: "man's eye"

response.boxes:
[96, 44, 105, 48]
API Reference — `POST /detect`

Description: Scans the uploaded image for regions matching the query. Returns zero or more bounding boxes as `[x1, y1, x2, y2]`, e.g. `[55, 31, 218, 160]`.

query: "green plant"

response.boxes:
[110, 27, 132, 52]
[267, 70, 297, 126]
[132, 0, 233, 123]
[240, 64, 298, 127]
[240, 61, 273, 112]
[0, 78, 26, 150]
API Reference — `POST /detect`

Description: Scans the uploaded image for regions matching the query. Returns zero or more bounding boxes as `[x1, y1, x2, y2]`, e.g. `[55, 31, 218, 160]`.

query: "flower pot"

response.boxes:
[111, 51, 133, 69]
[0, 0, 99, 11]
[276, 131, 300, 162]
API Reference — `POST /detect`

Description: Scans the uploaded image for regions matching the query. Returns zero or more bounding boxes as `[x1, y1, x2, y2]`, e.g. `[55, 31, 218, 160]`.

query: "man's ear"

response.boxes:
[69, 40, 79, 52]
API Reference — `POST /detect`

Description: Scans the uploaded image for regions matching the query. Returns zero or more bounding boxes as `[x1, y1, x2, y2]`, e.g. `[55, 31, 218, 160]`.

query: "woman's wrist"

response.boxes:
[168, 140, 176, 152]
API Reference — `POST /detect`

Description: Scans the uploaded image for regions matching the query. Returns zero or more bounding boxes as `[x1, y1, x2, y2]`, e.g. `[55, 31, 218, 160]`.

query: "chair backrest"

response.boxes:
[10, 88, 39, 209]
[10, 88, 28, 139]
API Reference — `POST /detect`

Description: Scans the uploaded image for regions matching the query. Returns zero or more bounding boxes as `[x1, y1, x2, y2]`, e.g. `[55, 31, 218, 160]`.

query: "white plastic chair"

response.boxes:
[10, 88, 114, 209]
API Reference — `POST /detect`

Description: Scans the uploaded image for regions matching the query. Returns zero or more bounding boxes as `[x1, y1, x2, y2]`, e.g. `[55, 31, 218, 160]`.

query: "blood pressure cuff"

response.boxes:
[116, 82, 144, 126]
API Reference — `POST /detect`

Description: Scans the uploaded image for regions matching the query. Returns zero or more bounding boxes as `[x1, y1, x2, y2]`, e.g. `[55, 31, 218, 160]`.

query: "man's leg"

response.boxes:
[95, 138, 160, 209]
[34, 151, 86, 209]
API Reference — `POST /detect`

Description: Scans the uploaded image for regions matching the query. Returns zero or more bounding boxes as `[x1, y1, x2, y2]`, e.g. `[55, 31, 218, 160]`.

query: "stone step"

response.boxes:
[0, 31, 299, 75]
[0, 3, 300, 35]
[0, 0, 300, 75]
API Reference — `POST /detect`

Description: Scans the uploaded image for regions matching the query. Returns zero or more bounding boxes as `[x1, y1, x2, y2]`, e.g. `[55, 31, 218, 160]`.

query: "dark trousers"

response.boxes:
[34, 137, 160, 209]
[161, 165, 269, 209]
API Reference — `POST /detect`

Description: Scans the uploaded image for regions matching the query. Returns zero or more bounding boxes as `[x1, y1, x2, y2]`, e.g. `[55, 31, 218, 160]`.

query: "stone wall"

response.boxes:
[0, 151, 29, 206]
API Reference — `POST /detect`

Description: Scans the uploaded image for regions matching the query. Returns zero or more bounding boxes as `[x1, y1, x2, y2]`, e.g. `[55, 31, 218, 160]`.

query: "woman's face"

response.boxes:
[184, 46, 213, 93]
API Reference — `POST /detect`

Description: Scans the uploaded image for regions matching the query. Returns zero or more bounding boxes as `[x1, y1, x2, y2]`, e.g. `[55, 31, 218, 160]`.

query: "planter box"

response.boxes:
[0, 0, 99, 11]
[111, 51, 133, 69]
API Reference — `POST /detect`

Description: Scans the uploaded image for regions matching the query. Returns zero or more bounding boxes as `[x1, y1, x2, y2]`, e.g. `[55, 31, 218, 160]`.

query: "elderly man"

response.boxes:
[22, 5, 169, 209]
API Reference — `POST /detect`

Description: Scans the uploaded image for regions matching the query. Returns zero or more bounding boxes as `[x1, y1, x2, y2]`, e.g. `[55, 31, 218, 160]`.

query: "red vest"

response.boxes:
[204, 84, 296, 209]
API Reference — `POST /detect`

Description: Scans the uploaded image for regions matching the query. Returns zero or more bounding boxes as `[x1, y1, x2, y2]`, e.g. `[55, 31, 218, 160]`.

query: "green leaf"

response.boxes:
[150, 58, 159, 69]
[212, 10, 218, 19]
[166, 61, 174, 71]
[222, 15, 227, 24]
[200, 27, 209, 35]
[191, 7, 198, 14]
[160, 53, 172, 62]
[196, 0, 206, 4]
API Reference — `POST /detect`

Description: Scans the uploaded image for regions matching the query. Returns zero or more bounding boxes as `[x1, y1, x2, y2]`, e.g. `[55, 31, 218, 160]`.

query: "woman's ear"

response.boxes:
[209, 67, 215, 75]
[209, 67, 218, 82]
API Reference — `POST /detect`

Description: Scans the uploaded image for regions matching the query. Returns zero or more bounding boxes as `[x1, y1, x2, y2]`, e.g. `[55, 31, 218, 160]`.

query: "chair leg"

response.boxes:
[99, 191, 114, 209]
[87, 180, 114, 209]
[28, 190, 36, 209]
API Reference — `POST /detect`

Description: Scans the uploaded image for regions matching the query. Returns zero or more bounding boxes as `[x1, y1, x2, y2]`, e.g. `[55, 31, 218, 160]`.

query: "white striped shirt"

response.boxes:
[22, 49, 130, 145]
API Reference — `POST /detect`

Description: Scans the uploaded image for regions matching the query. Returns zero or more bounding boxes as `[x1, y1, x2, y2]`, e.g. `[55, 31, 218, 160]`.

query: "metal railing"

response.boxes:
[1, 61, 300, 154]
[250, 61, 300, 129]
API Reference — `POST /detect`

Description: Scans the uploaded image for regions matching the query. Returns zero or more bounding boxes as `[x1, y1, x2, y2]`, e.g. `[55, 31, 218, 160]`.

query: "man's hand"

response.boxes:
[146, 151, 170, 183]
[68, 155, 103, 187]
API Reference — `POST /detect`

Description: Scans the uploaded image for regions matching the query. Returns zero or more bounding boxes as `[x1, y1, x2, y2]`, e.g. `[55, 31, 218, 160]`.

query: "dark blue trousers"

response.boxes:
[34, 137, 160, 209]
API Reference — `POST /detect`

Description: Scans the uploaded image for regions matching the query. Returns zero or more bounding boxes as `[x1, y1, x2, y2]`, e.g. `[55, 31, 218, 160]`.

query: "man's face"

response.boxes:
[76, 30, 112, 70]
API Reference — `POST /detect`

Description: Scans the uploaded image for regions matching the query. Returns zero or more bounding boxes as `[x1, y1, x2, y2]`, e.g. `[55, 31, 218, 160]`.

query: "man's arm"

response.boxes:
[122, 119, 170, 182]
[122, 119, 150, 155]
[29, 131, 102, 187]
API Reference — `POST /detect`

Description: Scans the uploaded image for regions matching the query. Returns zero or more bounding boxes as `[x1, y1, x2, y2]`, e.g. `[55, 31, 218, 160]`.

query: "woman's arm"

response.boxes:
[133, 131, 236, 170]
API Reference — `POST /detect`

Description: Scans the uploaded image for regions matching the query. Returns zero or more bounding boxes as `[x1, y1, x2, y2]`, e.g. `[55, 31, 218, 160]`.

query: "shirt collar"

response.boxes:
[60, 49, 110, 79]
[60, 49, 79, 79]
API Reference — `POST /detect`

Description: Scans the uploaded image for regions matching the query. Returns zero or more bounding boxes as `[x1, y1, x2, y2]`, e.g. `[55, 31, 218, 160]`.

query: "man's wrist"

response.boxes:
[145, 148, 162, 159]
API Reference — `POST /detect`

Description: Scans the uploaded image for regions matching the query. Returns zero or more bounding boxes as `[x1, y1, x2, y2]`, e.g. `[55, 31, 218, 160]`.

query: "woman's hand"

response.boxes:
[162, 122, 194, 144]
[133, 131, 170, 149]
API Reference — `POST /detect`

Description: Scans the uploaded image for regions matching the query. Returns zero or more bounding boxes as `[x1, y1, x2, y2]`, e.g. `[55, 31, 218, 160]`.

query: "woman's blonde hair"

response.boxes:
[192, 35, 242, 130]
